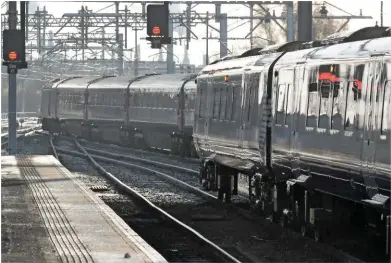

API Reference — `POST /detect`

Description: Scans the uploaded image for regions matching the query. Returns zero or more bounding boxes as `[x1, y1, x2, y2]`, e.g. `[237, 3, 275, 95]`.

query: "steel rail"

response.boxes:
[52, 139, 242, 263]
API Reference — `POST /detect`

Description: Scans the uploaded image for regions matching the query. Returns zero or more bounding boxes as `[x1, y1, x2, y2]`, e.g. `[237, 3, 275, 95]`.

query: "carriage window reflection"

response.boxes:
[213, 87, 220, 119]
[224, 87, 230, 120]
[331, 82, 344, 130]
[219, 87, 225, 120]
[306, 82, 318, 128]
[246, 74, 259, 124]
[319, 81, 331, 129]
[198, 89, 204, 118]
[344, 65, 364, 131]
[231, 86, 237, 121]
[381, 81, 390, 134]
[276, 84, 286, 125]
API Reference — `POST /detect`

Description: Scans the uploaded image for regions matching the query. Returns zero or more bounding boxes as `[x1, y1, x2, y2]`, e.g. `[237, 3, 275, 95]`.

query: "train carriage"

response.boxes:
[195, 27, 391, 248]
[41, 73, 197, 156]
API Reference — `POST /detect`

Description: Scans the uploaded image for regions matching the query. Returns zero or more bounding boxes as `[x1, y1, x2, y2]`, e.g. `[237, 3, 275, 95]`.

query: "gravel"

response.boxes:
[80, 139, 201, 171]
[96, 159, 206, 207]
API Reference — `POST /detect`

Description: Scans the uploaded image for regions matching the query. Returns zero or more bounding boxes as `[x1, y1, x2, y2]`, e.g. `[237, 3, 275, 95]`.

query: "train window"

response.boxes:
[218, 87, 223, 119]
[276, 84, 287, 125]
[247, 84, 252, 123]
[225, 86, 232, 120]
[199, 89, 206, 118]
[344, 81, 359, 131]
[231, 86, 237, 121]
[352, 64, 364, 101]
[331, 82, 344, 130]
[381, 81, 390, 134]
[318, 81, 331, 129]
[247, 74, 259, 124]
[198, 90, 203, 117]
[213, 87, 220, 119]
[306, 82, 319, 128]
[284, 84, 291, 125]
[220, 87, 227, 120]
[187, 93, 195, 112]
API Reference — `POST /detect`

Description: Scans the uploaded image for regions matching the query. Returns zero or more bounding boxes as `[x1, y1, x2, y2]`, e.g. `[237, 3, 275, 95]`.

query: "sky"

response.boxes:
[3, 0, 390, 66]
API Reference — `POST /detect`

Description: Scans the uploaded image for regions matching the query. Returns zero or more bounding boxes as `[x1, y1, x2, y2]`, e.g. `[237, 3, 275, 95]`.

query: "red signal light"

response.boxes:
[152, 26, 161, 35]
[8, 51, 17, 60]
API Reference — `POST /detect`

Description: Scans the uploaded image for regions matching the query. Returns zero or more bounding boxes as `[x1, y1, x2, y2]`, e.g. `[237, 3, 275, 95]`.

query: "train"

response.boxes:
[41, 73, 198, 156]
[41, 26, 390, 250]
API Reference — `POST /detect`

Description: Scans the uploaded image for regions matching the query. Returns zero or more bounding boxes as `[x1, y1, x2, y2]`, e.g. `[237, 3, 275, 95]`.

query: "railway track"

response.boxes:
[65, 137, 390, 263]
[50, 134, 364, 263]
[50, 136, 242, 263]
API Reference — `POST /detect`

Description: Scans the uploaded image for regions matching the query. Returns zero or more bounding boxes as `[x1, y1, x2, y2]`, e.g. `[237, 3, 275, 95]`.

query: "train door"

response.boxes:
[204, 76, 212, 143]
[194, 76, 209, 152]
[361, 58, 382, 198]
[289, 64, 305, 178]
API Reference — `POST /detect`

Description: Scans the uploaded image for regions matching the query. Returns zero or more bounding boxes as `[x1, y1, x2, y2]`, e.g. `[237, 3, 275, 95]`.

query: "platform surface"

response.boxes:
[1, 155, 167, 263]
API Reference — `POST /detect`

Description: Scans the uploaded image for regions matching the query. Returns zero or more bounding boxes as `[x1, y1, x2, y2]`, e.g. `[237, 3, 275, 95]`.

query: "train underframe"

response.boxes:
[42, 117, 197, 157]
[199, 157, 390, 257]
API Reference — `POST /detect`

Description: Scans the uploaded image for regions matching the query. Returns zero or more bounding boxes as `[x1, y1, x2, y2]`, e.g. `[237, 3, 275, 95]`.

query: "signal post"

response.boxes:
[2, 2, 28, 154]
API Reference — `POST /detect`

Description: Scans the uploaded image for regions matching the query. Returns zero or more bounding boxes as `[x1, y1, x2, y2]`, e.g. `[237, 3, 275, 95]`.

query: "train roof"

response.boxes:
[46, 73, 197, 92]
[87, 75, 131, 90]
[130, 73, 196, 92]
[200, 55, 263, 74]
[55, 76, 98, 89]
[200, 26, 390, 73]
[307, 36, 391, 60]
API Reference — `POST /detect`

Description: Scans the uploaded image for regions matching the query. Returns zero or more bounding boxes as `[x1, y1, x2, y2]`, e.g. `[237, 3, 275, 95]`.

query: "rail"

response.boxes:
[51, 137, 241, 263]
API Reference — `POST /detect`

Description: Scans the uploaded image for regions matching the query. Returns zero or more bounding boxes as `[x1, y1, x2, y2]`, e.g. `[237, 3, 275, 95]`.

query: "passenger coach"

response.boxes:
[194, 27, 391, 247]
[41, 73, 197, 156]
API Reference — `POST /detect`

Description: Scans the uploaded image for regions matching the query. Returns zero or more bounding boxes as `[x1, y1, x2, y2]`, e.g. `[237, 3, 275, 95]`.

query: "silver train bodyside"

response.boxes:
[41, 73, 197, 156]
[194, 28, 391, 248]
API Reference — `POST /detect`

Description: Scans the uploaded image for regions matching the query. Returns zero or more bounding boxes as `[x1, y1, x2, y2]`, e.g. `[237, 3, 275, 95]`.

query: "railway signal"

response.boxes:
[146, 2, 172, 49]
[2, 2, 28, 154]
[2, 29, 27, 68]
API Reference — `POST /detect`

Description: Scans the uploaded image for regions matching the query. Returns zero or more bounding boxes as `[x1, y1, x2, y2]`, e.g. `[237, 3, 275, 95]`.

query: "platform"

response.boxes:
[1, 155, 168, 263]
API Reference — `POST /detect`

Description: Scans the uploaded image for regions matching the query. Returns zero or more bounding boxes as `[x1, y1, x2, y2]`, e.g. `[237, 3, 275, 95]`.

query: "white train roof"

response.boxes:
[307, 36, 391, 60]
[55, 76, 98, 89]
[199, 27, 391, 74]
[130, 73, 195, 92]
[87, 75, 130, 90]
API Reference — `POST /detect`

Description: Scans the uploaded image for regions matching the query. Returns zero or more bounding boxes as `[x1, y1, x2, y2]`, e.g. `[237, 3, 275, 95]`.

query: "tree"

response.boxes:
[252, 2, 350, 47]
